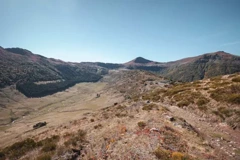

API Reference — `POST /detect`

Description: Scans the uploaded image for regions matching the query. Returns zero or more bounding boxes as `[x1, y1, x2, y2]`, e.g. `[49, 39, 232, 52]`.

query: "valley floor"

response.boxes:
[0, 81, 123, 148]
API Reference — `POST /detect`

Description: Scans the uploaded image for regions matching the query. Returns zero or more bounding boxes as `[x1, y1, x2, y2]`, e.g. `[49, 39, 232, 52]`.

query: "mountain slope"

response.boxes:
[124, 51, 240, 82]
[0, 47, 104, 89]
[163, 51, 240, 82]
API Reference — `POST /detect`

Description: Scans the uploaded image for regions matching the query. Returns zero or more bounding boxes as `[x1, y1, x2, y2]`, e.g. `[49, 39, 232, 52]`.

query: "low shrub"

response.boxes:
[2, 138, 38, 159]
[142, 103, 158, 111]
[116, 105, 127, 110]
[172, 152, 184, 160]
[115, 113, 127, 117]
[137, 121, 146, 129]
[36, 153, 52, 160]
[227, 94, 240, 104]
[232, 76, 240, 82]
[196, 98, 209, 106]
[94, 124, 103, 129]
[177, 101, 190, 107]
[41, 143, 56, 152]
[212, 111, 225, 120]
[64, 130, 86, 147]
[0, 152, 5, 160]
[39, 135, 60, 145]
[198, 105, 207, 112]
[154, 147, 171, 160]
[0, 135, 60, 159]
[218, 107, 233, 117]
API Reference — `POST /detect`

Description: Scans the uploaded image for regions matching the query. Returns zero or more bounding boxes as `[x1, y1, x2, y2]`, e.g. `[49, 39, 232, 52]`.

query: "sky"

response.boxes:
[1, 0, 240, 63]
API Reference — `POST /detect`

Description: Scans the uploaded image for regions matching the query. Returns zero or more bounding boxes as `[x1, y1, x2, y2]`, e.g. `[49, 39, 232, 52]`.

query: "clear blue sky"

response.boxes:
[1, 0, 240, 63]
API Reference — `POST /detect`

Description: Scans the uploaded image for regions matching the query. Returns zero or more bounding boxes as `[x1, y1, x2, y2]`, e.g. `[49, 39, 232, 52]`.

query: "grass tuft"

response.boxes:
[154, 147, 170, 160]
[137, 121, 146, 129]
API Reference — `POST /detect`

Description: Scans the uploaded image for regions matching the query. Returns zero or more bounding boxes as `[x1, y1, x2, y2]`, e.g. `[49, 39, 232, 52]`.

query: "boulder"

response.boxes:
[33, 122, 47, 129]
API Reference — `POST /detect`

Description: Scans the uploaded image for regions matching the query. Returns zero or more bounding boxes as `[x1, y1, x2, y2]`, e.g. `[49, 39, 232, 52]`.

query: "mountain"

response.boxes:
[162, 51, 240, 82]
[0, 47, 105, 97]
[125, 57, 155, 65]
[124, 57, 166, 72]
[124, 51, 240, 82]
[1, 47, 240, 96]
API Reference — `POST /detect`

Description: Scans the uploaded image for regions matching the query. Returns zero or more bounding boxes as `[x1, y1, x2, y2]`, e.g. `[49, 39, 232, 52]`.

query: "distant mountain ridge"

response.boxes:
[123, 51, 240, 82]
[1, 47, 240, 90]
[160, 51, 240, 81]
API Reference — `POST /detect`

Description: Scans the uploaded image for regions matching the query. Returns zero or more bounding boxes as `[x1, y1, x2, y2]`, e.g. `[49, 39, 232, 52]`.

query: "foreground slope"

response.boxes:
[0, 70, 239, 160]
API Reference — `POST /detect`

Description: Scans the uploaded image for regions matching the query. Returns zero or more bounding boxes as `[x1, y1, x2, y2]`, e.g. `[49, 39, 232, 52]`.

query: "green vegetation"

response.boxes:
[218, 107, 233, 117]
[171, 152, 185, 160]
[142, 89, 165, 102]
[154, 148, 193, 160]
[36, 153, 52, 160]
[234, 149, 240, 156]
[212, 111, 225, 120]
[137, 121, 146, 129]
[16, 75, 101, 98]
[95, 62, 123, 69]
[38, 135, 60, 148]
[232, 76, 240, 82]
[154, 147, 171, 160]
[116, 105, 127, 110]
[198, 105, 207, 111]
[2, 138, 38, 159]
[177, 101, 190, 108]
[94, 124, 103, 129]
[64, 129, 86, 147]
[209, 84, 240, 104]
[142, 103, 158, 111]
[0, 135, 60, 160]
[115, 113, 128, 117]
[0, 152, 5, 160]
[0, 48, 105, 88]
[228, 94, 240, 104]
[172, 152, 192, 160]
[161, 82, 209, 108]
[196, 97, 209, 106]
[163, 85, 189, 98]
[41, 143, 57, 152]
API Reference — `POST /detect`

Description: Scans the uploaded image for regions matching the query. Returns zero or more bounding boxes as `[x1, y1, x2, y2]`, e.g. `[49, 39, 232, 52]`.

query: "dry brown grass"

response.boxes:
[36, 153, 52, 160]
[209, 84, 240, 104]
[142, 103, 158, 111]
[232, 76, 240, 82]
[0, 71, 239, 160]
